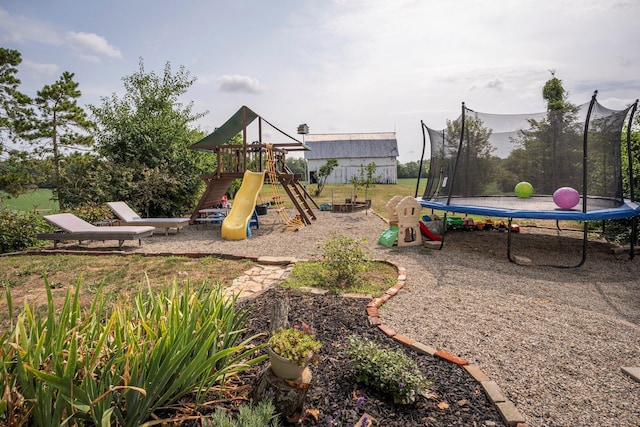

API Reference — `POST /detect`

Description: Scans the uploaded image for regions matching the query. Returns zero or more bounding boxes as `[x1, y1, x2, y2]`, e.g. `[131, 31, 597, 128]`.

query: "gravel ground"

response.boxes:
[46, 208, 640, 426]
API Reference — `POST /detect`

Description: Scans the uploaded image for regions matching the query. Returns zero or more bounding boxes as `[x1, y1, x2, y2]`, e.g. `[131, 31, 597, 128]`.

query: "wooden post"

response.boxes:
[253, 298, 313, 423]
[251, 367, 312, 423]
[270, 298, 289, 331]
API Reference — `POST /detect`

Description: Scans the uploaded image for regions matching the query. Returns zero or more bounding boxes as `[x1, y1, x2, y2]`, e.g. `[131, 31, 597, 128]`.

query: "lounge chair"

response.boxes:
[107, 201, 190, 236]
[37, 213, 156, 249]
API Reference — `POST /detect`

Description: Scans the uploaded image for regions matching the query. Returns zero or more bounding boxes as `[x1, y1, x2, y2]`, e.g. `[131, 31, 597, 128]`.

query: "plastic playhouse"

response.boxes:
[378, 196, 423, 247]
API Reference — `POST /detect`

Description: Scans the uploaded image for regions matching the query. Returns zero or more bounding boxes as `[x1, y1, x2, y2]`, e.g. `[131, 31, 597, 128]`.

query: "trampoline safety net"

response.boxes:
[422, 92, 638, 216]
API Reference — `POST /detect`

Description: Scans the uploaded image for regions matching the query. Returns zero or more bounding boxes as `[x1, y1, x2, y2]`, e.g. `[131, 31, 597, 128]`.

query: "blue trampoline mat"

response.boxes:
[418, 196, 640, 221]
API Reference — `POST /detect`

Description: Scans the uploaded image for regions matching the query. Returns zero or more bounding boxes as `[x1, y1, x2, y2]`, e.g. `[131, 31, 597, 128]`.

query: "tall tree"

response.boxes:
[444, 115, 494, 196]
[23, 71, 95, 210]
[0, 47, 31, 153]
[89, 59, 213, 217]
[542, 70, 567, 111]
[511, 73, 581, 192]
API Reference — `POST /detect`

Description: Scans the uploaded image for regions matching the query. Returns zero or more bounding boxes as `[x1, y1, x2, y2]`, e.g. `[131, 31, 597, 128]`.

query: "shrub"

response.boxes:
[0, 208, 49, 253]
[204, 400, 281, 427]
[70, 202, 114, 224]
[0, 278, 266, 426]
[345, 335, 431, 404]
[601, 218, 634, 244]
[318, 232, 369, 287]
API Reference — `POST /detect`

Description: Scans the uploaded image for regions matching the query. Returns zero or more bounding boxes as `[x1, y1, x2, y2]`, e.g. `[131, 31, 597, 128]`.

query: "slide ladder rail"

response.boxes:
[279, 164, 317, 224]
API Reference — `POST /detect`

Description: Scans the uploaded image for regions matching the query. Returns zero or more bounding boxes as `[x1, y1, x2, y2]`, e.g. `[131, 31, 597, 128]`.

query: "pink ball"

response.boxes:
[553, 187, 580, 209]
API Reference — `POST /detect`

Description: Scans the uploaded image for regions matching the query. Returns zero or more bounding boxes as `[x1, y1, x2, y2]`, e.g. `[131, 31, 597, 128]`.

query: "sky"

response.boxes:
[2, 0, 639, 163]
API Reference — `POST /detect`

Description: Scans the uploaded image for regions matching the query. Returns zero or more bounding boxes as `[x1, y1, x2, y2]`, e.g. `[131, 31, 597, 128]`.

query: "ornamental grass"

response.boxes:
[0, 277, 266, 426]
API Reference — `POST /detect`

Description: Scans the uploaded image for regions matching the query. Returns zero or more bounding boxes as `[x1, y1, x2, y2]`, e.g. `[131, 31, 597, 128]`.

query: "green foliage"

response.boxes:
[345, 336, 431, 405]
[622, 119, 640, 202]
[314, 158, 338, 197]
[0, 150, 41, 198]
[542, 73, 567, 111]
[268, 323, 321, 366]
[444, 115, 495, 196]
[510, 104, 581, 195]
[285, 157, 306, 178]
[69, 202, 113, 223]
[227, 178, 242, 199]
[0, 279, 266, 426]
[0, 48, 46, 198]
[205, 400, 281, 427]
[602, 218, 635, 244]
[318, 232, 369, 287]
[89, 59, 213, 217]
[54, 152, 102, 208]
[278, 260, 395, 295]
[0, 208, 48, 253]
[349, 162, 380, 198]
[0, 47, 32, 153]
[23, 71, 96, 210]
[397, 161, 428, 179]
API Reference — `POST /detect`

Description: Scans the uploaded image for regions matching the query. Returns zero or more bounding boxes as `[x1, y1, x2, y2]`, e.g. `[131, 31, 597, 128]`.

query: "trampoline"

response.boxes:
[418, 91, 640, 267]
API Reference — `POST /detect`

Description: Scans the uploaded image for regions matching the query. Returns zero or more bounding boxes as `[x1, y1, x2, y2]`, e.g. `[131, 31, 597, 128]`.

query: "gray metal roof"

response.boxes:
[303, 133, 399, 160]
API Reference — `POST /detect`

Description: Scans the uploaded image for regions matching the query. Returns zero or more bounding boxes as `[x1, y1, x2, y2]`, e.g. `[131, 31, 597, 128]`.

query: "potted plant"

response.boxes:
[267, 322, 321, 380]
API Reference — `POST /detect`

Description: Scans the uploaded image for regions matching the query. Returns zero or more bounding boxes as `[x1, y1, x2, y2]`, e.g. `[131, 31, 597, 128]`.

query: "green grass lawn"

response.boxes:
[1, 188, 57, 212]
[258, 178, 424, 218]
[4, 180, 429, 221]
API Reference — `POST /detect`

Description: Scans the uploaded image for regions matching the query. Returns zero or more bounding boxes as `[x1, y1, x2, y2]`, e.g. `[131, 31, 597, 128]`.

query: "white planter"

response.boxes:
[266, 347, 306, 380]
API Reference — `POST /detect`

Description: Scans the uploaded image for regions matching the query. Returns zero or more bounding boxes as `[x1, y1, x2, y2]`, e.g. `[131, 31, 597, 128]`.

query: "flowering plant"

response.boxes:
[268, 322, 322, 366]
[345, 335, 431, 404]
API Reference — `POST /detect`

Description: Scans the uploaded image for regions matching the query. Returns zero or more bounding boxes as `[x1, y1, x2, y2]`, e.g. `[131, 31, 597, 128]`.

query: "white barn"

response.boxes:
[303, 133, 399, 184]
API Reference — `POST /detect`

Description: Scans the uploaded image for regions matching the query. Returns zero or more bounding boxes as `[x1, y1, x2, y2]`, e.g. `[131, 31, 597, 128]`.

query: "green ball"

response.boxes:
[515, 181, 533, 198]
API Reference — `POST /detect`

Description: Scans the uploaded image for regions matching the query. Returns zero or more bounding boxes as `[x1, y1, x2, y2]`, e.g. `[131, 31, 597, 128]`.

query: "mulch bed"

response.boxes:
[218, 287, 507, 427]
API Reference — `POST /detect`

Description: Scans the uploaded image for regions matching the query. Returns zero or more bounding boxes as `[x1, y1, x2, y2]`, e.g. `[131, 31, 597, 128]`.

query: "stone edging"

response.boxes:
[369, 260, 529, 427]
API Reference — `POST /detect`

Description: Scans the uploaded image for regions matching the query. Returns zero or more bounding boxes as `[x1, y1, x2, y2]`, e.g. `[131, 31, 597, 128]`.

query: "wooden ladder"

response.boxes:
[279, 164, 317, 224]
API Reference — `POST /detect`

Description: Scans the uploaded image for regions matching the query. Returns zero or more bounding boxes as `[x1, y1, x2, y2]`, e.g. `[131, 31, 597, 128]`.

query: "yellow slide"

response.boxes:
[221, 170, 265, 240]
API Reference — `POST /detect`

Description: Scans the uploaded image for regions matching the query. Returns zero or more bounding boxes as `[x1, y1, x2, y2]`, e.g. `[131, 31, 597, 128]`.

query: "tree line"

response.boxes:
[285, 157, 428, 180]
[1, 48, 215, 217]
[1, 45, 428, 217]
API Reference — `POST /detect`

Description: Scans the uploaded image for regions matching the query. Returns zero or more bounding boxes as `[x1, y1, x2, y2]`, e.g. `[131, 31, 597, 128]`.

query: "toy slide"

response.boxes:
[378, 225, 399, 248]
[222, 170, 265, 240]
[419, 220, 442, 241]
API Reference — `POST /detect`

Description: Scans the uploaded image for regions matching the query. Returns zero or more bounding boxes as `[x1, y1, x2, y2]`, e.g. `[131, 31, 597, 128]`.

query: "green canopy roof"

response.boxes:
[188, 106, 259, 150]
[188, 105, 308, 151]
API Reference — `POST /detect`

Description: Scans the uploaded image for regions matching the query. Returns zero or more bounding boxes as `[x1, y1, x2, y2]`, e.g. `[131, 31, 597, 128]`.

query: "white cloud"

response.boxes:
[76, 54, 102, 64]
[66, 31, 122, 59]
[217, 75, 265, 94]
[0, 6, 62, 45]
[21, 59, 59, 78]
[5, 0, 639, 164]
[195, 73, 218, 86]
[486, 78, 505, 91]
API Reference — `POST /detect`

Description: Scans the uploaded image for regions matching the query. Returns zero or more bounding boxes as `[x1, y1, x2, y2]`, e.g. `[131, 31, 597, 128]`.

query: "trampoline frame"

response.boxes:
[417, 92, 640, 268]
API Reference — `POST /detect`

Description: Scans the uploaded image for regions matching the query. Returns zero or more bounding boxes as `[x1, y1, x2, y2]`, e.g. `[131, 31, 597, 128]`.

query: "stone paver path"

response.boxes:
[225, 263, 293, 301]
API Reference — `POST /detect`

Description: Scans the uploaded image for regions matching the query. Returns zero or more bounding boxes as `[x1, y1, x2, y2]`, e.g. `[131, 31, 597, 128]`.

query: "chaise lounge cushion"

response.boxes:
[107, 201, 190, 236]
[37, 213, 155, 249]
